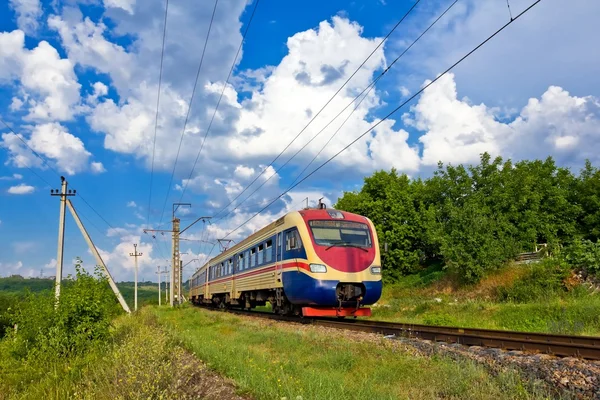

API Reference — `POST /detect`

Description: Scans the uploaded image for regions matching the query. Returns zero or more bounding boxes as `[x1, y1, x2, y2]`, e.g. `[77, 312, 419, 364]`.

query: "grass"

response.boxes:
[0, 309, 212, 400]
[153, 304, 561, 400]
[372, 263, 600, 336]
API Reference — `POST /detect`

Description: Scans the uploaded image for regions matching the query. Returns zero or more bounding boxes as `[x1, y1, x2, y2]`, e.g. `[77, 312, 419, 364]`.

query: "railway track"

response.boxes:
[195, 305, 600, 360]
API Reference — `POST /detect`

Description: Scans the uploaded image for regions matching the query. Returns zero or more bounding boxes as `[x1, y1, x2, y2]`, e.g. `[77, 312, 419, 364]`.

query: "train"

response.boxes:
[189, 201, 382, 317]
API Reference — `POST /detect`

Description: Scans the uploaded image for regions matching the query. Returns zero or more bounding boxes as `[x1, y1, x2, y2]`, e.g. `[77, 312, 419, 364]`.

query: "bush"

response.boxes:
[6, 258, 122, 359]
[562, 239, 600, 276]
[496, 259, 571, 303]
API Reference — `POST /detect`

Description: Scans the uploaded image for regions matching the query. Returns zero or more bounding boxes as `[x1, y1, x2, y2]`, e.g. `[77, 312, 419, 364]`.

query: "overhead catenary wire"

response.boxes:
[214, 0, 459, 221]
[174, 0, 262, 207]
[147, 0, 171, 227]
[198, 0, 424, 228]
[157, 0, 220, 227]
[220, 0, 543, 240]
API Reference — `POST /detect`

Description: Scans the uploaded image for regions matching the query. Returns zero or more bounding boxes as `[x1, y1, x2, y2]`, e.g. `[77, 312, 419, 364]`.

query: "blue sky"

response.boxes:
[1, 0, 599, 284]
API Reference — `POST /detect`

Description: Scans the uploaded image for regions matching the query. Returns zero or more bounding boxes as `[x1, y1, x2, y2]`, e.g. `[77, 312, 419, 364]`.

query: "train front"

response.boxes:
[283, 208, 383, 317]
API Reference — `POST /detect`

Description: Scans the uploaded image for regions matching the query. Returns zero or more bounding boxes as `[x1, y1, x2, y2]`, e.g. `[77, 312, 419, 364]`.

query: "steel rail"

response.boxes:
[191, 305, 600, 360]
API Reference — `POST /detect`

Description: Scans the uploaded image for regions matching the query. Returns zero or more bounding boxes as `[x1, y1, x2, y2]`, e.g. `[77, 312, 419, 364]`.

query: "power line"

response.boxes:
[174, 0, 262, 209]
[157, 0, 220, 227]
[215, 0, 458, 221]
[202, 0, 423, 226]
[221, 0, 543, 240]
[147, 0, 170, 226]
[1, 116, 117, 230]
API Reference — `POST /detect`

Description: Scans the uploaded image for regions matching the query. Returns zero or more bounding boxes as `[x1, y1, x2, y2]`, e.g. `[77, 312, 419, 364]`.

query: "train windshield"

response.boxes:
[308, 220, 372, 248]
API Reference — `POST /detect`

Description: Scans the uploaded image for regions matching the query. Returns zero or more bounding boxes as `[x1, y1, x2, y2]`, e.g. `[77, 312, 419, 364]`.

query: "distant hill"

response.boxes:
[0, 276, 178, 309]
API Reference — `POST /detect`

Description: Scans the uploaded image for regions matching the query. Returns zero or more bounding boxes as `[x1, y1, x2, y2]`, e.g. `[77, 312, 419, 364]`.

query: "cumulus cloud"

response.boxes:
[0, 30, 81, 121]
[405, 73, 600, 168]
[7, 183, 35, 194]
[1, 122, 97, 175]
[9, 0, 43, 36]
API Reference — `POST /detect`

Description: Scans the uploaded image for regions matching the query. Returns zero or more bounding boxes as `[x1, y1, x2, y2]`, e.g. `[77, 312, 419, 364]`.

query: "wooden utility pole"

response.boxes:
[129, 244, 143, 311]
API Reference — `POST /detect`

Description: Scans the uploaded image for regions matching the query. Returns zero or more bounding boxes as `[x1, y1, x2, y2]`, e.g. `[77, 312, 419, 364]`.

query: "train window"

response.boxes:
[286, 230, 301, 250]
[238, 254, 243, 271]
[265, 240, 272, 262]
[250, 248, 256, 268]
[258, 244, 264, 264]
[244, 250, 249, 269]
[228, 259, 233, 274]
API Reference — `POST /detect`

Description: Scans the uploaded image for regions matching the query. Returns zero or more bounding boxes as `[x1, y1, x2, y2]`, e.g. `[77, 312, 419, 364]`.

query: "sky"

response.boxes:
[1, 0, 599, 285]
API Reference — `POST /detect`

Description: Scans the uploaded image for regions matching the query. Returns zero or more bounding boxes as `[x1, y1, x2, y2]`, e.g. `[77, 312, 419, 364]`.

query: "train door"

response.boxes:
[275, 232, 283, 283]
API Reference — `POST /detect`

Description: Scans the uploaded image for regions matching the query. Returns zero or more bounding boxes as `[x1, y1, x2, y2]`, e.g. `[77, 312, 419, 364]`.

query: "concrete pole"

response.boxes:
[129, 244, 143, 311]
[55, 177, 67, 302]
[156, 265, 161, 306]
[67, 199, 130, 313]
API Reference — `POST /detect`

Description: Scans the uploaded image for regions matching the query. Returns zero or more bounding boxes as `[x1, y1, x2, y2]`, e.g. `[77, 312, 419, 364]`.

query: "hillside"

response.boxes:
[372, 261, 600, 336]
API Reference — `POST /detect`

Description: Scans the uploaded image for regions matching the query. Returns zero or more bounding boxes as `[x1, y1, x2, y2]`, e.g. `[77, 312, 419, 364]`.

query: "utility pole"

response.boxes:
[155, 266, 161, 306]
[144, 204, 213, 307]
[129, 244, 143, 311]
[50, 176, 75, 303]
[50, 177, 130, 313]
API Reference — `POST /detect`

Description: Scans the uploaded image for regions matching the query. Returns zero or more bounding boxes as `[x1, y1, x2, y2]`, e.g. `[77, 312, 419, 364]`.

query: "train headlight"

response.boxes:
[370, 266, 381, 274]
[309, 263, 327, 273]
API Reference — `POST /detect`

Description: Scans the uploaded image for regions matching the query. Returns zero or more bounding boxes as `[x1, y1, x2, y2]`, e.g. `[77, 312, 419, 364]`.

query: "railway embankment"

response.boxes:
[371, 262, 600, 337]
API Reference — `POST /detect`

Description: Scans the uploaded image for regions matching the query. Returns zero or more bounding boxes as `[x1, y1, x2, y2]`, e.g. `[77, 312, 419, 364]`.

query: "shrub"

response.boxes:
[496, 259, 571, 303]
[6, 258, 122, 359]
[562, 239, 600, 276]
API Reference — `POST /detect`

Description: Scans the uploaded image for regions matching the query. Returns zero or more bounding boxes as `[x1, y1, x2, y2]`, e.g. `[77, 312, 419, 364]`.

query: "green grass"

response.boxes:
[0, 308, 208, 400]
[372, 263, 600, 336]
[153, 305, 560, 400]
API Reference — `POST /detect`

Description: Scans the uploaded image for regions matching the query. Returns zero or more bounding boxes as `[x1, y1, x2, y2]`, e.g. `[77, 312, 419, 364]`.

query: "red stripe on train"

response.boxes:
[205, 261, 311, 286]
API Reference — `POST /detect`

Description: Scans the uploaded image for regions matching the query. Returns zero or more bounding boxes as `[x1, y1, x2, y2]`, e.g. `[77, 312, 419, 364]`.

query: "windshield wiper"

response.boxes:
[325, 242, 368, 252]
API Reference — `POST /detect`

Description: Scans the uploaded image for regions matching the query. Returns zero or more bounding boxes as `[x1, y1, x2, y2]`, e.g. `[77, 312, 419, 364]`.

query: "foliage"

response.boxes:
[496, 259, 571, 303]
[371, 268, 600, 336]
[335, 153, 599, 283]
[562, 238, 600, 276]
[5, 258, 122, 358]
[0, 293, 18, 337]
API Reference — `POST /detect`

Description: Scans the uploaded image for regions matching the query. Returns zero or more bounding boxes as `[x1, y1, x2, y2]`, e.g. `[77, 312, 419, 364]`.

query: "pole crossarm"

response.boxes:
[180, 216, 211, 235]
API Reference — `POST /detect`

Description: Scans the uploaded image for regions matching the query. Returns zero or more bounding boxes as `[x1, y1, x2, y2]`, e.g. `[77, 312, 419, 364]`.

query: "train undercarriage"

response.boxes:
[191, 282, 373, 318]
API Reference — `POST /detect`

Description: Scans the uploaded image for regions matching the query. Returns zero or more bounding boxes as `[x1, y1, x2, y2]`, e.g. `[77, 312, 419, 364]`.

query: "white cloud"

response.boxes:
[28, 123, 91, 175]
[9, 0, 43, 36]
[1, 123, 98, 175]
[399, 86, 410, 97]
[406, 73, 600, 168]
[0, 173, 23, 181]
[103, 0, 136, 14]
[7, 183, 35, 194]
[91, 161, 106, 174]
[127, 201, 137, 207]
[0, 29, 81, 121]
[0, 261, 24, 277]
[9, 97, 24, 111]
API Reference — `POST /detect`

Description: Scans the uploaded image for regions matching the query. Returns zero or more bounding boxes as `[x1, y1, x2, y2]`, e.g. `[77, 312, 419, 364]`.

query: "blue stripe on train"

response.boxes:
[282, 271, 382, 306]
